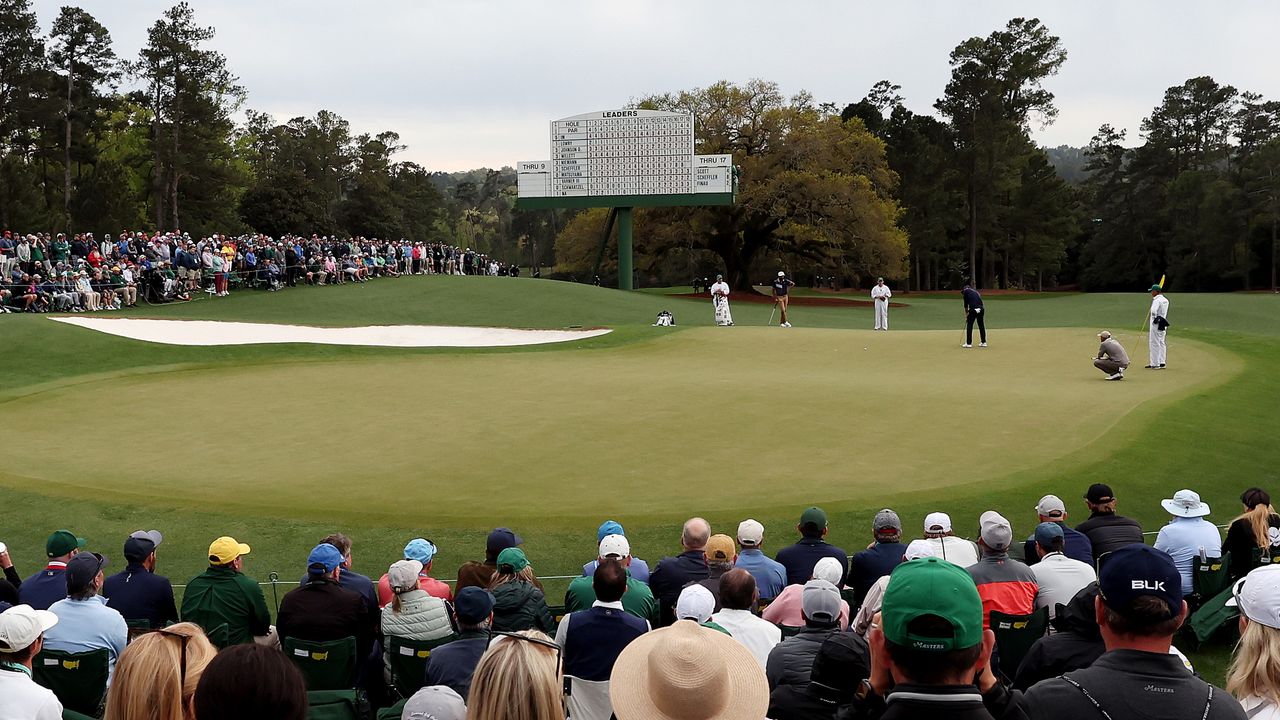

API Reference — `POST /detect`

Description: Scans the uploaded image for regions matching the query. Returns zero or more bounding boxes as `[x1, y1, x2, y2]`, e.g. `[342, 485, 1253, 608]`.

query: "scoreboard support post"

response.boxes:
[617, 207, 634, 290]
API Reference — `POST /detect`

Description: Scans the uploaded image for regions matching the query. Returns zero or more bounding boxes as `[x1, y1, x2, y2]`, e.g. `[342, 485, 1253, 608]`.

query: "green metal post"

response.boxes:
[617, 207, 634, 290]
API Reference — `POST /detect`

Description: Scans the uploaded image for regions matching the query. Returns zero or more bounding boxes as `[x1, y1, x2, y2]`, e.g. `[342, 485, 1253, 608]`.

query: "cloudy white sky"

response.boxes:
[29, 0, 1280, 172]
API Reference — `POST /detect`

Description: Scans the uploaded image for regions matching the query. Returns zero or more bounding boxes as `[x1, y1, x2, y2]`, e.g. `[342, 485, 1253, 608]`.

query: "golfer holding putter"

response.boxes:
[772, 271, 795, 327]
[709, 274, 733, 326]
[961, 281, 986, 347]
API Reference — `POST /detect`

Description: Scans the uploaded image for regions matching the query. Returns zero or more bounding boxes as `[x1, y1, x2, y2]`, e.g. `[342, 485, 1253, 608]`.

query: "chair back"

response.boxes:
[305, 689, 361, 720]
[387, 634, 457, 698]
[283, 636, 358, 691]
[564, 675, 613, 720]
[1192, 552, 1232, 603]
[125, 619, 152, 642]
[990, 607, 1049, 681]
[33, 648, 110, 716]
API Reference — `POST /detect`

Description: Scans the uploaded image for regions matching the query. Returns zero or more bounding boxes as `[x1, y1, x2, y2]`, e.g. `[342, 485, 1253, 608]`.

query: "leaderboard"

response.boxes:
[518, 109, 732, 199]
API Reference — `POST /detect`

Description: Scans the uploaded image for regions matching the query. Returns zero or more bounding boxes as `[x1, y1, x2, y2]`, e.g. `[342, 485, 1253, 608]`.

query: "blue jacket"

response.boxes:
[962, 287, 984, 311]
[562, 605, 648, 681]
[1023, 524, 1094, 568]
[103, 562, 179, 627]
[734, 549, 788, 601]
[776, 538, 849, 587]
[19, 565, 69, 610]
[424, 631, 488, 700]
[583, 557, 650, 584]
[849, 541, 905, 601]
[649, 551, 710, 626]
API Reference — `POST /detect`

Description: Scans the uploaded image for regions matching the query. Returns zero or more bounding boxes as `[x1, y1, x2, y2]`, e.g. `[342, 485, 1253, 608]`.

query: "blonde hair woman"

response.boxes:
[104, 623, 217, 720]
[466, 630, 564, 720]
[489, 548, 556, 634]
[1228, 565, 1280, 718]
[1226, 488, 1280, 580]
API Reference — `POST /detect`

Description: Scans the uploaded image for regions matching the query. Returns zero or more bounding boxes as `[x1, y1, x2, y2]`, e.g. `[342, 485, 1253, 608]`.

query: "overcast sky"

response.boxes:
[29, 0, 1280, 172]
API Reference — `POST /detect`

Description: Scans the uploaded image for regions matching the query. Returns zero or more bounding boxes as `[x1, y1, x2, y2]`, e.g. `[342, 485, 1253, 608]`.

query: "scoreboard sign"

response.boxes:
[516, 109, 734, 209]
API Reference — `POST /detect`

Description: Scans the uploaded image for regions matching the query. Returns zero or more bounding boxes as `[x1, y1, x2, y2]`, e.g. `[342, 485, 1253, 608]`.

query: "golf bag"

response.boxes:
[653, 310, 675, 327]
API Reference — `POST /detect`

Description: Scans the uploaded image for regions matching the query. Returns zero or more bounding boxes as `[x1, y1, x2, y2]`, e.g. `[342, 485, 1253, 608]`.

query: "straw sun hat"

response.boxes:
[610, 619, 768, 720]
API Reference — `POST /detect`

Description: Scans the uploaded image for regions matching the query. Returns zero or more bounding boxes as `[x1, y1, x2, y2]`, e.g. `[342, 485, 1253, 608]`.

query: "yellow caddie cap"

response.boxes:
[208, 536, 251, 565]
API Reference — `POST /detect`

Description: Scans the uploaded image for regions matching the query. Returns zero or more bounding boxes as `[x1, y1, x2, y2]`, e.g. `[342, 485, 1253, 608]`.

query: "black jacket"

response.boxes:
[1024, 650, 1245, 720]
[277, 576, 379, 661]
[650, 551, 710, 626]
[1223, 516, 1280, 580]
[882, 685, 997, 720]
[765, 624, 838, 691]
[1013, 583, 1103, 690]
[1074, 513, 1144, 562]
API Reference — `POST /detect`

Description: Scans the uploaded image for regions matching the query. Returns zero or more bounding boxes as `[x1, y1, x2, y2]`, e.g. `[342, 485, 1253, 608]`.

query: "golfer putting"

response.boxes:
[961, 282, 987, 347]
[772, 271, 795, 327]
[709, 274, 733, 326]
[1092, 330, 1130, 380]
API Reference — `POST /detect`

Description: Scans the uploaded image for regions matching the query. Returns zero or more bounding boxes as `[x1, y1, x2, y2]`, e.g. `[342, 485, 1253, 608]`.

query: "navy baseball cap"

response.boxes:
[1098, 544, 1183, 619]
[454, 587, 495, 624]
[1034, 522, 1064, 547]
[486, 528, 523, 557]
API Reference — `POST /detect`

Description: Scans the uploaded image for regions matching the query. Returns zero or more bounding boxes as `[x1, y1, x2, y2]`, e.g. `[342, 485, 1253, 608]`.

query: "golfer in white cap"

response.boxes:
[1093, 330, 1130, 380]
[871, 277, 891, 330]
[1154, 489, 1222, 594]
[772, 271, 795, 327]
[709, 274, 733, 326]
[0, 605, 62, 718]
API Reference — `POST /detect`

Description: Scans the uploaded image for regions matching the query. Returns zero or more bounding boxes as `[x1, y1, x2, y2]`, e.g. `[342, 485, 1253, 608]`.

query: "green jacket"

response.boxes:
[564, 573, 658, 625]
[180, 565, 272, 646]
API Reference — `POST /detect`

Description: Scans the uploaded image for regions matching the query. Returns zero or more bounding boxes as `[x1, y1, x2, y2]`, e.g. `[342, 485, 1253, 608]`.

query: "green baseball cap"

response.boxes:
[1150, 284, 1162, 292]
[46, 530, 86, 558]
[496, 547, 529, 573]
[800, 507, 828, 529]
[881, 557, 983, 652]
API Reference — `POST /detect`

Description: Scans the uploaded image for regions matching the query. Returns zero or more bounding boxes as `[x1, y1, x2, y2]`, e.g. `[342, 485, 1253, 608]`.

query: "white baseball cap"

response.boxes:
[737, 519, 765, 547]
[675, 584, 716, 623]
[904, 540, 937, 561]
[811, 556, 843, 586]
[0, 605, 59, 653]
[778, 271, 785, 277]
[1035, 495, 1067, 518]
[1228, 565, 1280, 629]
[598, 534, 630, 559]
[924, 512, 952, 533]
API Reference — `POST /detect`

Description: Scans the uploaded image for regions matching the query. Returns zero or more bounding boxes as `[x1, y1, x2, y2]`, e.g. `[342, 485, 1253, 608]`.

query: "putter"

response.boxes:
[767, 301, 778, 326]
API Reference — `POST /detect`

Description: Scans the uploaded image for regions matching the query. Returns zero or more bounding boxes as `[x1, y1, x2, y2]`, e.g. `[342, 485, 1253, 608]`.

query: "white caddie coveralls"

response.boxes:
[1149, 293, 1170, 366]
[710, 280, 733, 326]
[871, 282, 891, 330]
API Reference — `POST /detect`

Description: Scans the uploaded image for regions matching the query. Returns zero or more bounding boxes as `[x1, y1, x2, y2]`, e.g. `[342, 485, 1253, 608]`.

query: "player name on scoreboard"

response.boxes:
[517, 109, 733, 199]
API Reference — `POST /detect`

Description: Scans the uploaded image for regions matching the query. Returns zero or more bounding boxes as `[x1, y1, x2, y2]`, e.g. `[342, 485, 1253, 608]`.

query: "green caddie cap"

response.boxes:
[46, 530, 86, 558]
[1150, 284, 1162, 292]
[496, 547, 529, 573]
[881, 557, 984, 652]
[800, 507, 828, 530]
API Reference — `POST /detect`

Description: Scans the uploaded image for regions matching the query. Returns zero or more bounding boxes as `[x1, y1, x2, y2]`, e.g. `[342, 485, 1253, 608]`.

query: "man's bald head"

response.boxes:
[682, 517, 711, 551]
[719, 568, 758, 611]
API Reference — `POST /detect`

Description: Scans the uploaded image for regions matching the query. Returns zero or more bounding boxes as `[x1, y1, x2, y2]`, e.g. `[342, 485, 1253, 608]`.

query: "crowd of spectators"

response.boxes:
[1, 483, 1278, 720]
[0, 229, 519, 313]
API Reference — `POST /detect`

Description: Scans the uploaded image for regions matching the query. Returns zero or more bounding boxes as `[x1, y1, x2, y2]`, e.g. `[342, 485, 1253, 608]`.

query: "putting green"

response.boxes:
[2, 326, 1235, 522]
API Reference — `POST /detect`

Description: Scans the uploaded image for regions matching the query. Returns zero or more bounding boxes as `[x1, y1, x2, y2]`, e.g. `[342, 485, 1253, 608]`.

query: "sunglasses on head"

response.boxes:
[157, 626, 195, 688]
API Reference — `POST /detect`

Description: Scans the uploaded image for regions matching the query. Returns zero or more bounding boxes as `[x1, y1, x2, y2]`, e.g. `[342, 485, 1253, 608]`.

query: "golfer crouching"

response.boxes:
[1093, 330, 1130, 381]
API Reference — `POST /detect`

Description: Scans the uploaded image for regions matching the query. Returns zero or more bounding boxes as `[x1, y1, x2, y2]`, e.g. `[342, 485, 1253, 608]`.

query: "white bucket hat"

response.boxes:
[1161, 489, 1211, 518]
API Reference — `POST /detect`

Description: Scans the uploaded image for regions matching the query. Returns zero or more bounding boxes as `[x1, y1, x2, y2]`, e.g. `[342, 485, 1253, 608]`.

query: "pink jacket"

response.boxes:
[761, 584, 850, 630]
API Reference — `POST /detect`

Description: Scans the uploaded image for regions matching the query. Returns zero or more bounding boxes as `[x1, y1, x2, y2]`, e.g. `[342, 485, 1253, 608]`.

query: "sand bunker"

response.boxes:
[51, 317, 611, 348]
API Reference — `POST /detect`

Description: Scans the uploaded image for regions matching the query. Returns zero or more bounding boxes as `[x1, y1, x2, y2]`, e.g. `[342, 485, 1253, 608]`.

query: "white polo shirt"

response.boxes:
[0, 667, 63, 720]
[710, 608, 782, 668]
[1032, 552, 1097, 620]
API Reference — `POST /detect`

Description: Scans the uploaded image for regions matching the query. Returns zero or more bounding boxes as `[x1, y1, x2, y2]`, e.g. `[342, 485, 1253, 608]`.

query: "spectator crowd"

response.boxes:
[1, 483, 1278, 720]
[0, 229, 520, 313]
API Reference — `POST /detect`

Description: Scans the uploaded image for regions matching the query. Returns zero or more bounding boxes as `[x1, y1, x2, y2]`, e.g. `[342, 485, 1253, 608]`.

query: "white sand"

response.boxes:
[50, 317, 611, 348]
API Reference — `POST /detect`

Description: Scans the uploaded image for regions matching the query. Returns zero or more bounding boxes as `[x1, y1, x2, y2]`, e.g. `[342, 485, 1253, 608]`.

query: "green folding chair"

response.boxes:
[387, 634, 457, 698]
[990, 607, 1050, 682]
[125, 619, 152, 642]
[549, 604, 568, 625]
[283, 636, 359, 691]
[33, 648, 110, 717]
[1192, 552, 1232, 609]
[306, 689, 361, 720]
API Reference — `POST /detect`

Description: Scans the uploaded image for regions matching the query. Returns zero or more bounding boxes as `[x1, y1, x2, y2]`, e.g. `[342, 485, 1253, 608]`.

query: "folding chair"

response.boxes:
[283, 636, 359, 691]
[33, 648, 110, 716]
[305, 689, 361, 720]
[564, 675, 613, 720]
[387, 634, 457, 698]
[990, 607, 1050, 682]
[1191, 552, 1231, 610]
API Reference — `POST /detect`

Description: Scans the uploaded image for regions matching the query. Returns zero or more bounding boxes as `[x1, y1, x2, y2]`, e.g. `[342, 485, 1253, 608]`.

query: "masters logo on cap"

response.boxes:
[881, 558, 984, 652]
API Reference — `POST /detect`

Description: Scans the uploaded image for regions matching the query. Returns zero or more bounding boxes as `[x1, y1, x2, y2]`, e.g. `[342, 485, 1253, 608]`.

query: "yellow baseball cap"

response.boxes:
[208, 536, 251, 565]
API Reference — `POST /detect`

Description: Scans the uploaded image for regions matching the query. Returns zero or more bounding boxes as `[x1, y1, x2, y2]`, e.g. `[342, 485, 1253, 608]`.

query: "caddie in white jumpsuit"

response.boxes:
[1147, 284, 1170, 369]
[870, 277, 891, 330]
[709, 274, 733, 326]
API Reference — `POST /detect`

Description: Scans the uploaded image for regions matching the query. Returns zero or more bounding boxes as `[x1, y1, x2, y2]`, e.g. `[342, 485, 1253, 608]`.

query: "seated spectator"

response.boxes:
[466, 630, 564, 720]
[276, 543, 378, 663]
[1154, 489, 1223, 595]
[674, 583, 729, 635]
[1023, 545, 1243, 720]
[565, 534, 657, 623]
[456, 528, 526, 593]
[43, 552, 128, 679]
[610, 620, 769, 720]
[378, 538, 452, 606]
[180, 536, 273, 647]
[309, 533, 379, 612]
[765, 579, 842, 692]
[1022, 495, 1093, 566]
[733, 519, 787, 602]
[103, 622, 217, 720]
[103, 530, 179, 629]
[1075, 483, 1144, 562]
[193, 643, 308, 720]
[1013, 583, 1103, 691]
[649, 517, 712, 626]
[921, 512, 980, 567]
[489, 548, 555, 634]
[696, 534, 738, 609]
[776, 507, 849, 587]
[768, 632, 871, 720]
[1226, 564, 1280, 718]
[582, 520, 650, 584]
[381, 559, 454, 681]
[425, 587, 495, 701]
[1, 543, 22, 612]
[0, 605, 63, 719]
[1224, 488, 1280, 581]
[555, 560, 648, 685]
[850, 509, 906, 603]
[968, 511, 1038, 628]
[762, 557, 851, 630]
[1030, 522, 1096, 622]
[710, 568, 781, 667]
[20, 529, 85, 610]
[399, 686, 466, 720]
[853, 540, 936, 635]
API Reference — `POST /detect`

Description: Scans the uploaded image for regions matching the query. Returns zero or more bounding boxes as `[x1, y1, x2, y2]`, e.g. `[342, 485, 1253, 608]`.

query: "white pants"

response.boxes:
[874, 300, 889, 329]
[1149, 326, 1167, 365]
[713, 297, 733, 325]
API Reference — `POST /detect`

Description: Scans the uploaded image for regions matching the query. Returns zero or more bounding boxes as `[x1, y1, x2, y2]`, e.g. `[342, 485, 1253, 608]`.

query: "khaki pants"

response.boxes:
[1094, 358, 1126, 375]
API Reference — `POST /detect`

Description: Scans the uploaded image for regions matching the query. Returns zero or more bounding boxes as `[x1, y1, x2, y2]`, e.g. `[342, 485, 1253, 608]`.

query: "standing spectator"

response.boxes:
[0, 605, 63, 720]
[967, 511, 1038, 629]
[103, 623, 217, 720]
[20, 529, 85, 610]
[555, 560, 648, 687]
[489, 548, 555, 634]
[456, 528, 525, 592]
[776, 507, 849, 587]
[582, 520, 650, 584]
[1030, 523, 1096, 622]
[1024, 545, 1244, 720]
[733, 518, 787, 602]
[710, 569, 782, 668]
[43, 553, 128, 679]
[1226, 565, 1280, 718]
[276, 544, 378, 663]
[1224, 488, 1280, 581]
[961, 281, 987, 348]
[765, 579, 843, 692]
[1075, 483, 1144, 562]
[193, 644, 308, 720]
[565, 534, 657, 623]
[763, 557, 852, 630]
[696, 534, 738, 608]
[850, 508, 906, 603]
[466, 630, 564, 720]
[378, 538, 452, 606]
[1154, 489, 1223, 595]
[103, 530, 179, 629]
[921, 512, 981, 567]
[1013, 583, 1104, 691]
[180, 536, 273, 647]
[425, 587, 494, 701]
[380, 559, 454, 681]
[649, 517, 712, 626]
[1021, 495, 1093, 567]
